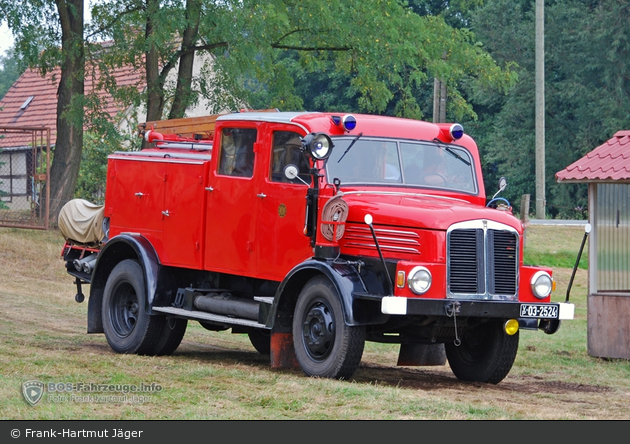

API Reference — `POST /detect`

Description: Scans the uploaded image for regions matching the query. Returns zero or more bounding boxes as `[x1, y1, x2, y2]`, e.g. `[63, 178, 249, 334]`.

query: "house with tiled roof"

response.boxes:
[0, 52, 224, 216]
[556, 131, 630, 360]
[0, 62, 145, 214]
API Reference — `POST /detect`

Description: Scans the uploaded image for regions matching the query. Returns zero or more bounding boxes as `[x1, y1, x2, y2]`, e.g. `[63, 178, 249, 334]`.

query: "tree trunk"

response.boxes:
[48, 0, 84, 220]
[168, 0, 201, 120]
[145, 0, 164, 123]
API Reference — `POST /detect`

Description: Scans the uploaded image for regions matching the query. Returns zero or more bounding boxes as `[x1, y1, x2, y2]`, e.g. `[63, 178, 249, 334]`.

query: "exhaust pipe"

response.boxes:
[73, 253, 97, 273]
[82, 257, 97, 274]
[193, 292, 260, 321]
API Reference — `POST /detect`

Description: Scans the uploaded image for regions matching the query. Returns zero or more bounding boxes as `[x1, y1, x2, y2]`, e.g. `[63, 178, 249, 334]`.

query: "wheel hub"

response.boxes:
[302, 301, 335, 360]
[111, 283, 139, 337]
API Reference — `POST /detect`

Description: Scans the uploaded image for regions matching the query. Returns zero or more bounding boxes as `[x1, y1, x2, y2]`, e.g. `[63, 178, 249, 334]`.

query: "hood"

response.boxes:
[341, 191, 522, 233]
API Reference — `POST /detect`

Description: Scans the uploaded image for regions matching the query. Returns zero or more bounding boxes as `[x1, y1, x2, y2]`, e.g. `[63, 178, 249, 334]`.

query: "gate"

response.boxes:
[0, 126, 51, 229]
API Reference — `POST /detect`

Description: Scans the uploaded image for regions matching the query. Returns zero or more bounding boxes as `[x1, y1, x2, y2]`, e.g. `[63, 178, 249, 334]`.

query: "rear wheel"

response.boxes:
[153, 316, 187, 356]
[248, 329, 271, 355]
[445, 319, 519, 384]
[293, 276, 365, 380]
[102, 259, 165, 355]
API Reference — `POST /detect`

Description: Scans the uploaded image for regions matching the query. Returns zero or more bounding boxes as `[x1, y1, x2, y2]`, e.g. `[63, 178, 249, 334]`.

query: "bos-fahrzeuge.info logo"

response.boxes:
[22, 380, 45, 406]
[21, 380, 162, 406]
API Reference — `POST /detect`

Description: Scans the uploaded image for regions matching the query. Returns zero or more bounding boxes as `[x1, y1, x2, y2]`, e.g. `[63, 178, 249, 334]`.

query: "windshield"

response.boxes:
[325, 137, 477, 194]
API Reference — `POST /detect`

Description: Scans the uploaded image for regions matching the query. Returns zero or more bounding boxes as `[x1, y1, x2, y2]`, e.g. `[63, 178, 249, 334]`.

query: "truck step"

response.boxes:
[152, 306, 269, 329]
[254, 296, 274, 305]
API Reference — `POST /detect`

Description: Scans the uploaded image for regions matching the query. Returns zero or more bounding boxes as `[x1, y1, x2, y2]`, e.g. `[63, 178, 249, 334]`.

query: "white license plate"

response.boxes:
[520, 304, 558, 319]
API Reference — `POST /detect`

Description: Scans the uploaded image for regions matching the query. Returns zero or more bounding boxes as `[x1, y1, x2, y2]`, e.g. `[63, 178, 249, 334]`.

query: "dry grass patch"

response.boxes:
[1, 226, 629, 420]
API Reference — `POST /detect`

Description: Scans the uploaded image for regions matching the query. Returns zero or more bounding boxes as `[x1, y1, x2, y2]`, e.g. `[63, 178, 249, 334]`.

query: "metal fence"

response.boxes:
[0, 126, 51, 229]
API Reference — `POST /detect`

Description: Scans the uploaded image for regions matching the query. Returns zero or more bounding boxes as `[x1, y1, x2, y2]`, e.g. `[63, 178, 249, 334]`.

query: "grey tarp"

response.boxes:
[58, 199, 105, 245]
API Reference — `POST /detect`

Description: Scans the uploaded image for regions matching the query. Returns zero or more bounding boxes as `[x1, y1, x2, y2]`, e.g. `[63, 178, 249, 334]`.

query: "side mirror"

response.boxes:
[284, 164, 309, 186]
[498, 176, 507, 193]
[492, 177, 508, 200]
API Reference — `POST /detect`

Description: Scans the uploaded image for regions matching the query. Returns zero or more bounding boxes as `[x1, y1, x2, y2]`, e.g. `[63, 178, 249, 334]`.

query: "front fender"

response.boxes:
[267, 259, 387, 330]
[87, 234, 160, 333]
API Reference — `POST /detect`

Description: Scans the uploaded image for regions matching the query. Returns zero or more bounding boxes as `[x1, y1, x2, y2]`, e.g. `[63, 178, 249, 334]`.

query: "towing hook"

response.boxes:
[445, 301, 461, 317]
[445, 301, 462, 346]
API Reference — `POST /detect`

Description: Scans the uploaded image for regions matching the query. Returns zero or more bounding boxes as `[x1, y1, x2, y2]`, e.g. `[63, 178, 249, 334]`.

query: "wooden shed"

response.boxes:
[556, 131, 630, 359]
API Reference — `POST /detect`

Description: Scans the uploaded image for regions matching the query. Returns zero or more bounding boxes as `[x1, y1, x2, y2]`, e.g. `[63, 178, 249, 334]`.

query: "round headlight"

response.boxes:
[408, 266, 432, 295]
[531, 271, 553, 299]
[303, 133, 333, 160]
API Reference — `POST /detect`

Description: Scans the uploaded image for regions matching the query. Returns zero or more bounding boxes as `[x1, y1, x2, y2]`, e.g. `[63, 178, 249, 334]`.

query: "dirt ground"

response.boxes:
[1, 227, 629, 420]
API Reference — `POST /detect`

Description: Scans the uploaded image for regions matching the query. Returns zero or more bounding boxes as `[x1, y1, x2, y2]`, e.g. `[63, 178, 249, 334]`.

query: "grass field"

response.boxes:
[0, 224, 628, 420]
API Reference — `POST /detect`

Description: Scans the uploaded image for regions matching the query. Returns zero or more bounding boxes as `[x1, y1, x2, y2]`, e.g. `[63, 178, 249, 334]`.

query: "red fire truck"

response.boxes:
[60, 110, 574, 384]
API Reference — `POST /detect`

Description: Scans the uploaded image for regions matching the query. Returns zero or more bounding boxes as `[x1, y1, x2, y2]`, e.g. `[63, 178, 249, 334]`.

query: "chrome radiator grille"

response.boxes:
[447, 221, 519, 300]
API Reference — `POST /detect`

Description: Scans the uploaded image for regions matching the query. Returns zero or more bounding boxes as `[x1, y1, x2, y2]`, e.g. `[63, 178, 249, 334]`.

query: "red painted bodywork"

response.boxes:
[103, 112, 551, 303]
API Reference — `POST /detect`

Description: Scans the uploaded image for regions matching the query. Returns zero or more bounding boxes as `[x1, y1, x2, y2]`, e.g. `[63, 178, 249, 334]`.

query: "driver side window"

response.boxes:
[218, 128, 257, 177]
[270, 131, 311, 184]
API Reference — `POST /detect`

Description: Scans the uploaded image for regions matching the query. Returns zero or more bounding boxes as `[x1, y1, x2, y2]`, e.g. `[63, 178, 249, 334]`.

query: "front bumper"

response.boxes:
[381, 296, 575, 320]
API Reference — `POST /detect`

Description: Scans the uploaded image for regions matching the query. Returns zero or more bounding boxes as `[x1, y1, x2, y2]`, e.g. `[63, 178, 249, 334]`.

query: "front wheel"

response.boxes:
[445, 319, 519, 384]
[292, 276, 365, 380]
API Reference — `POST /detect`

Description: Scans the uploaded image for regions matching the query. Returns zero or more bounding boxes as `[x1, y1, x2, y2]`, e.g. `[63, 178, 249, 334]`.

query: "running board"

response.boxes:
[152, 306, 270, 329]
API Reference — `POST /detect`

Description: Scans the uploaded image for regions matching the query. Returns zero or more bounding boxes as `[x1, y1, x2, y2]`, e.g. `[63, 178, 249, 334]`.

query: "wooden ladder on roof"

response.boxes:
[138, 109, 279, 140]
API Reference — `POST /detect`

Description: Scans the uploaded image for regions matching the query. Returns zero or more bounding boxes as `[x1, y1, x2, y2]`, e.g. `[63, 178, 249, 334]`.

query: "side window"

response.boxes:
[218, 128, 257, 177]
[270, 131, 311, 184]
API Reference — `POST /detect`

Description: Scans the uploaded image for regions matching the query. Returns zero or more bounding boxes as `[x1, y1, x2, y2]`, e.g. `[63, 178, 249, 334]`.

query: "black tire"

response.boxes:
[445, 319, 519, 384]
[293, 276, 365, 380]
[102, 259, 164, 355]
[248, 329, 271, 355]
[153, 316, 187, 356]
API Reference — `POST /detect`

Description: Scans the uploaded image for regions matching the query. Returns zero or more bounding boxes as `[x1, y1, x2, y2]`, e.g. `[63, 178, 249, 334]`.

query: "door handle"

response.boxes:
[162, 210, 170, 217]
[257, 193, 266, 198]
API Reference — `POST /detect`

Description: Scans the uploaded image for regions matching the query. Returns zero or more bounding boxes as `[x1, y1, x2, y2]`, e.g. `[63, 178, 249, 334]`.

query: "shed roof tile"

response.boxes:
[556, 131, 630, 183]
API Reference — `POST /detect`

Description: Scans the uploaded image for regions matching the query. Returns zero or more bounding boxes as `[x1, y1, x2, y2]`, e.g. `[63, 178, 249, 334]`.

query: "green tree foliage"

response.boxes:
[281, 0, 512, 121]
[0, 0, 517, 209]
[0, 47, 24, 100]
[90, 0, 515, 122]
[74, 131, 129, 204]
[466, 0, 630, 219]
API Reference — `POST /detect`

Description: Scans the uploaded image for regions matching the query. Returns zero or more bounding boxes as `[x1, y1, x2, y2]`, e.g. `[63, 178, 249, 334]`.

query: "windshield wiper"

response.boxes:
[337, 132, 363, 163]
[433, 138, 471, 166]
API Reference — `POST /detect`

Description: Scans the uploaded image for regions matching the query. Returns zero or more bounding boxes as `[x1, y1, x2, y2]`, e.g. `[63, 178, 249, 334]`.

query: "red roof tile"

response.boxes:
[0, 62, 144, 148]
[555, 131, 630, 183]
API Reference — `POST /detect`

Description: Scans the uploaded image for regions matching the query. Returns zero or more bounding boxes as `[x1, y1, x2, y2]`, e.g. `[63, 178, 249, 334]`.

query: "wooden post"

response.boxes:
[535, 0, 546, 219]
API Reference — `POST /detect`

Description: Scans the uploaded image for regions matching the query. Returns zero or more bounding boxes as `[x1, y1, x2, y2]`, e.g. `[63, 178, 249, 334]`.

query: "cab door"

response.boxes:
[254, 125, 314, 280]
[204, 125, 261, 276]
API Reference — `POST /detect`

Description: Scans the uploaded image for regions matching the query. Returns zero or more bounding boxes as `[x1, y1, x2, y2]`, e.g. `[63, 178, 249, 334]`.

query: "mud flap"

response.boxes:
[270, 332, 300, 369]
[397, 343, 447, 366]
